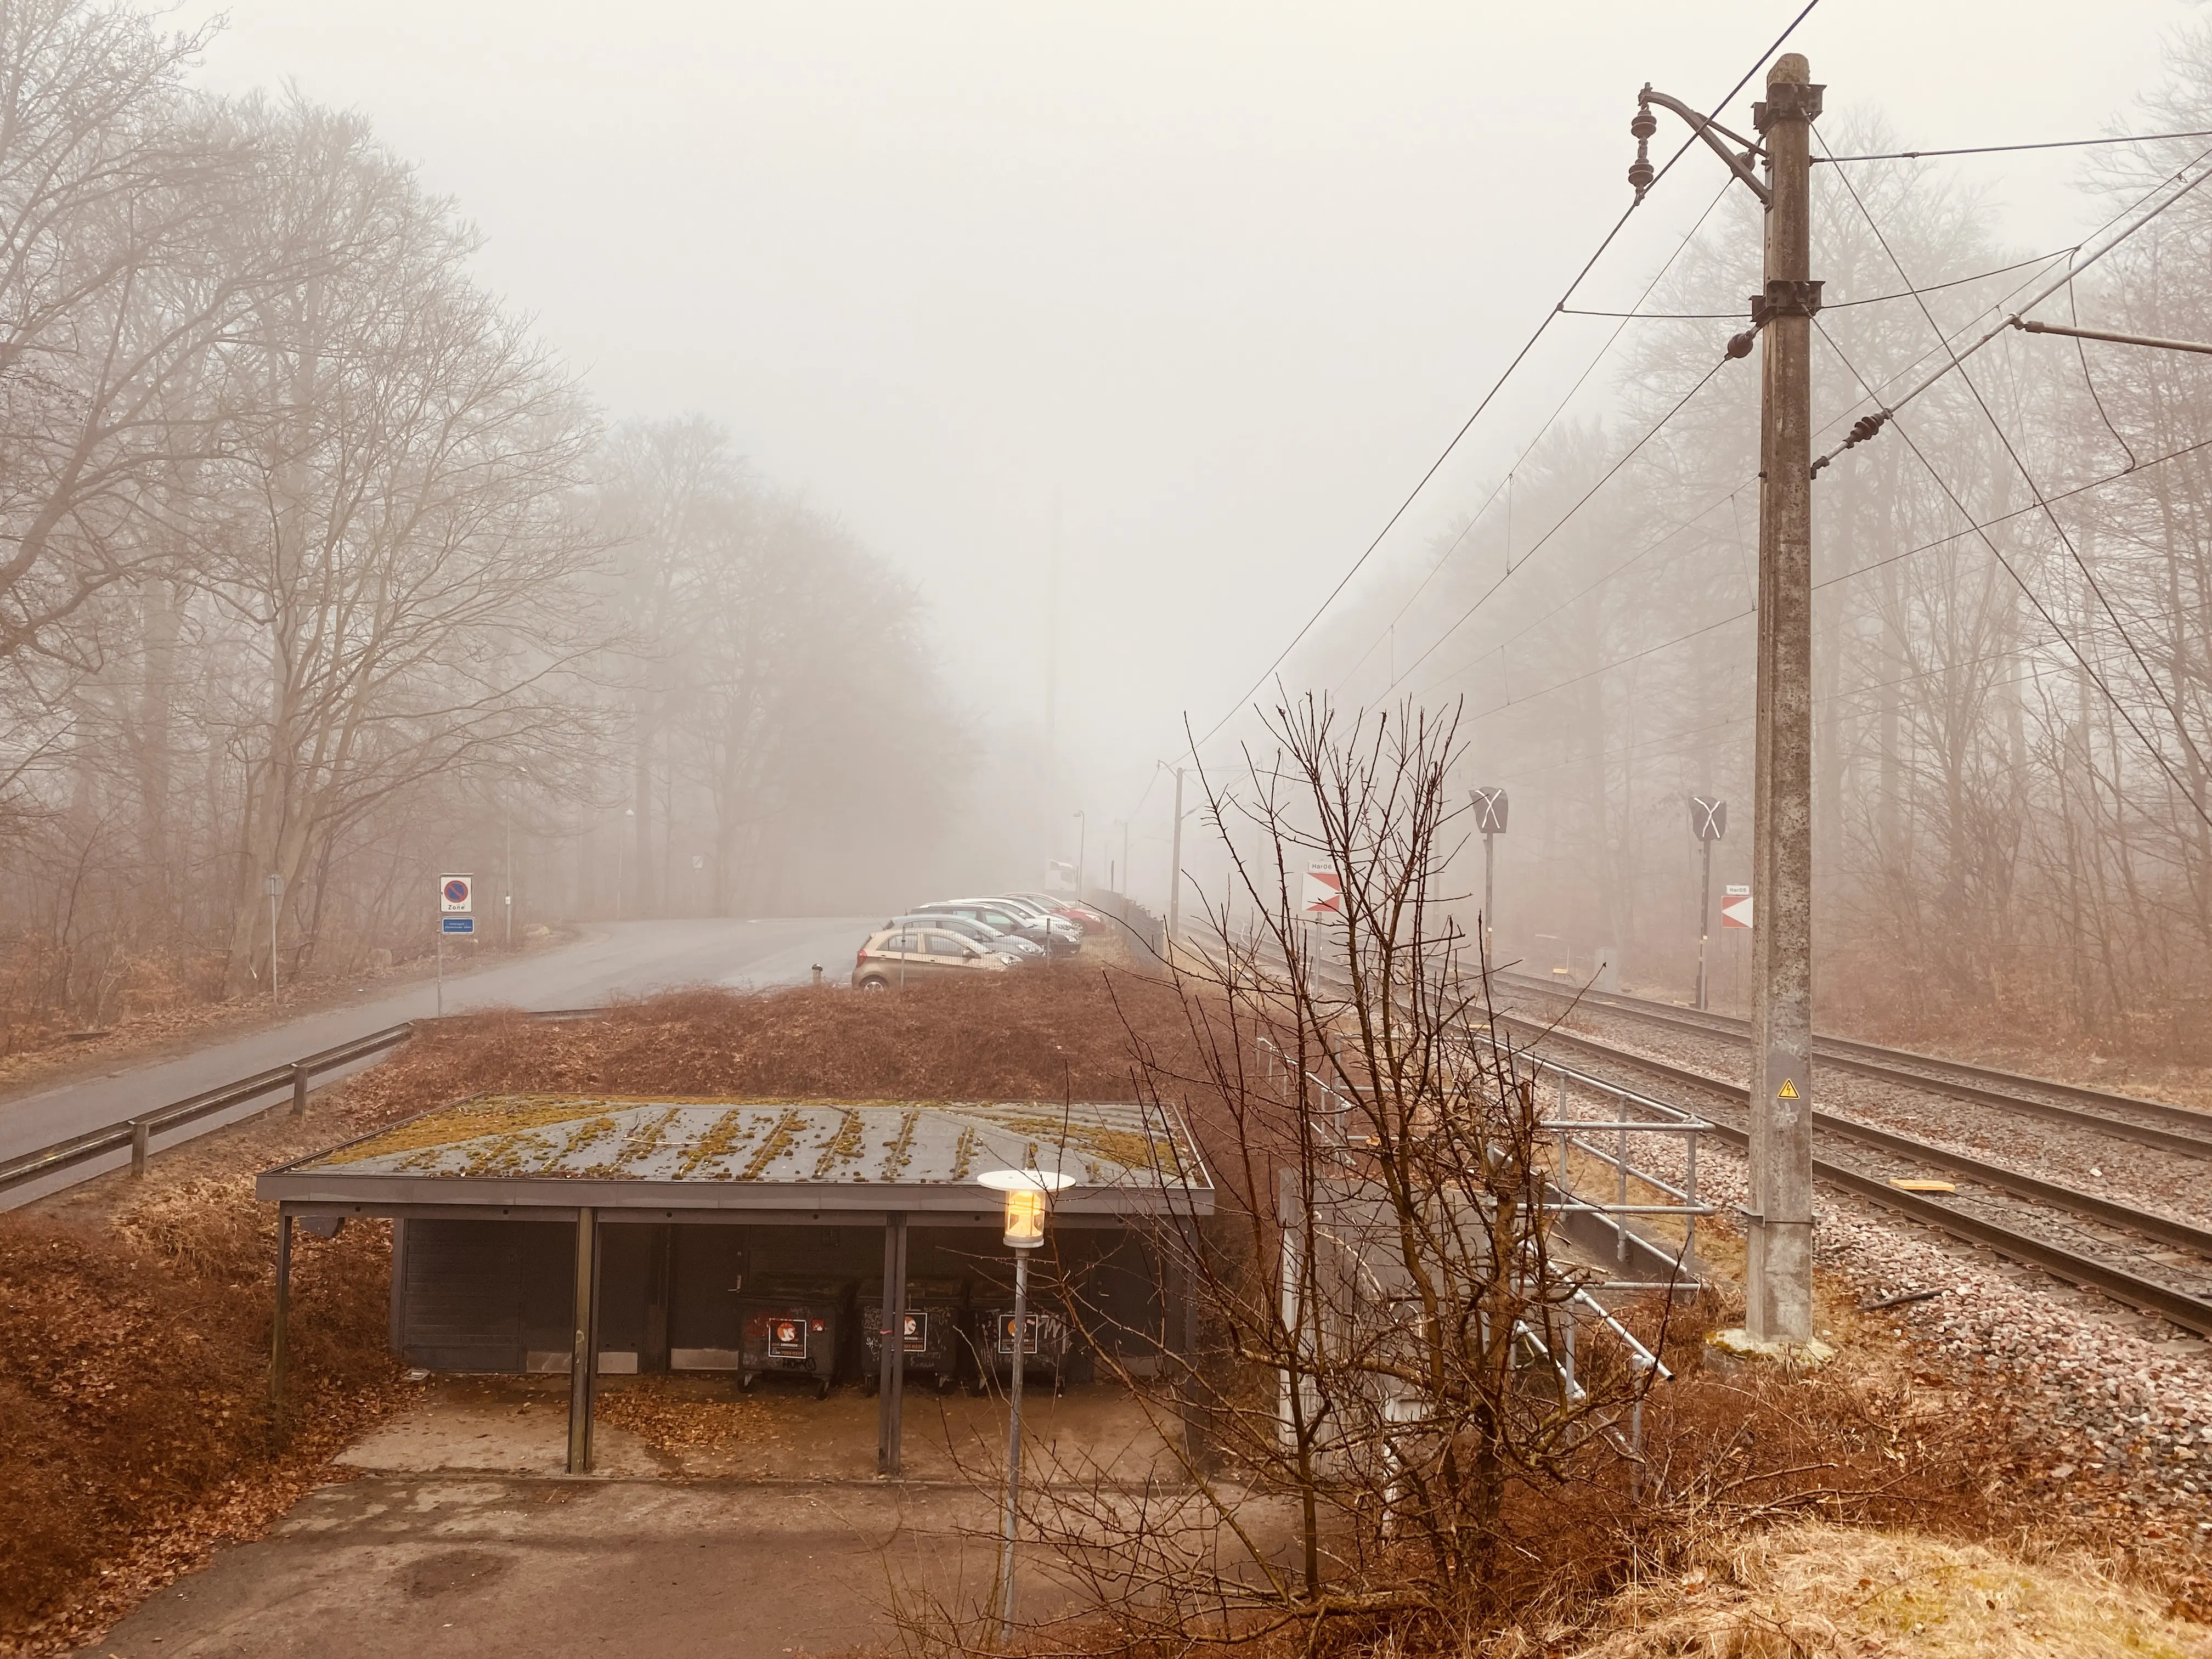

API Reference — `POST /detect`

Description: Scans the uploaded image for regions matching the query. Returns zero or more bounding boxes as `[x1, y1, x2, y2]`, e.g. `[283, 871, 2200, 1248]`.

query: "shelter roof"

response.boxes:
[258, 1096, 1211, 1218]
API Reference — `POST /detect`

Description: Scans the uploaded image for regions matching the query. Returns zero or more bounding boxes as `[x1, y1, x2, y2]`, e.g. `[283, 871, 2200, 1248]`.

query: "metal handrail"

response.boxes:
[0, 1022, 420, 1195]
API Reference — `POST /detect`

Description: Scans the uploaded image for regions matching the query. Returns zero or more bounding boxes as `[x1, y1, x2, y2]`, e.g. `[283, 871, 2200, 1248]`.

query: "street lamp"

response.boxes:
[1071, 810, 1086, 901]
[976, 1166, 1074, 1640]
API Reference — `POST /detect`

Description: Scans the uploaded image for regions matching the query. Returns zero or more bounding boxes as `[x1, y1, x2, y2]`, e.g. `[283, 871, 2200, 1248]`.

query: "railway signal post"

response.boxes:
[1690, 797, 1726, 1011]
[1471, 786, 1508, 968]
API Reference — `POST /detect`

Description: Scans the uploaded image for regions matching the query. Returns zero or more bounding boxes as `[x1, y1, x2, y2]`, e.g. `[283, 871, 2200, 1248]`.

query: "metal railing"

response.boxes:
[0, 1024, 416, 1198]
[1496, 1038, 1714, 1293]
[0, 1003, 625, 1203]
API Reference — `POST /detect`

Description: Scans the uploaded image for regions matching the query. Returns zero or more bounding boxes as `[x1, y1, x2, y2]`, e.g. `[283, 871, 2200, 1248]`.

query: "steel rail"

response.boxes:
[1498, 1013, 2212, 1338]
[1494, 970, 2212, 1158]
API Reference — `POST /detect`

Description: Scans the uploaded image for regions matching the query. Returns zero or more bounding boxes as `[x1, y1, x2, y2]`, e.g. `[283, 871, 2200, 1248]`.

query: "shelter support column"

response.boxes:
[567, 1207, 599, 1475]
[270, 1209, 294, 1417]
[878, 1211, 908, 1476]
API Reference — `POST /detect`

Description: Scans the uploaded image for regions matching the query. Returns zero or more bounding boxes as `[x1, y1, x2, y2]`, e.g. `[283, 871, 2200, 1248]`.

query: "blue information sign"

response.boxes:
[442, 916, 475, 934]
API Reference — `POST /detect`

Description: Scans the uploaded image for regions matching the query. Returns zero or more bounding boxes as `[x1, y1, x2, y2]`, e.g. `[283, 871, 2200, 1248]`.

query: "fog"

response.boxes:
[166, 0, 2183, 862]
[7, 0, 2210, 1039]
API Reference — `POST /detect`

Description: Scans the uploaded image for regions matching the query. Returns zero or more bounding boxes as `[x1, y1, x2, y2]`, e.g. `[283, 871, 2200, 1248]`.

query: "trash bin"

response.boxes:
[860, 1276, 964, 1395]
[966, 1297, 1070, 1396]
[735, 1276, 844, 1398]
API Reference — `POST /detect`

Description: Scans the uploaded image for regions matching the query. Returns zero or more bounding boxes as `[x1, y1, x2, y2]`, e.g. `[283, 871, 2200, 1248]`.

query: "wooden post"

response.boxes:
[129, 1118, 149, 1178]
[567, 1207, 598, 1475]
[877, 1212, 908, 1475]
[270, 1210, 294, 1415]
[290, 1060, 309, 1116]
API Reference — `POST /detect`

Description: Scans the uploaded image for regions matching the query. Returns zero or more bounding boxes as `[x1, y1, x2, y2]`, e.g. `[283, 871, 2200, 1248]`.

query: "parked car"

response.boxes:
[911, 899, 1080, 957]
[969, 894, 1085, 946]
[1010, 892, 1109, 934]
[882, 912, 1043, 962]
[852, 926, 1017, 990]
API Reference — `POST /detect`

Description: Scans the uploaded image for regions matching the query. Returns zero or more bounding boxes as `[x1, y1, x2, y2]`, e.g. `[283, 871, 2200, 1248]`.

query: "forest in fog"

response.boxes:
[1300, 26, 2212, 1051]
[0, 0, 1012, 1041]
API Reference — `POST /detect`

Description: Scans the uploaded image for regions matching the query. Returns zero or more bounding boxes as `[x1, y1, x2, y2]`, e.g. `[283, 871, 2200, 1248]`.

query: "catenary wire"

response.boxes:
[1365, 351, 1740, 706]
[1333, 116, 2212, 736]
[1819, 128, 2212, 163]
[1811, 312, 2212, 832]
[1558, 247, 2072, 319]
[1808, 140, 2212, 474]
[1408, 427, 2212, 725]
[1331, 176, 1739, 694]
[1187, 0, 1826, 753]
[1812, 131, 2212, 826]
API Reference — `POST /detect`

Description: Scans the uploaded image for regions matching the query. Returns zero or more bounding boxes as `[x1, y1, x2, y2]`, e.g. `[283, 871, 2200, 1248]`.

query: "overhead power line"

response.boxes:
[1814, 128, 2212, 829]
[1409, 426, 2212, 733]
[1819, 128, 2212, 163]
[1331, 175, 1740, 695]
[1370, 348, 1743, 704]
[1187, 0, 1826, 753]
[1809, 139, 2212, 475]
[1558, 247, 2073, 319]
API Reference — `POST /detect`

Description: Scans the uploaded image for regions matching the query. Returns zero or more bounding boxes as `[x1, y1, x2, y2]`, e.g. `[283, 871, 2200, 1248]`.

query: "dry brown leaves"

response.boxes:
[596, 1380, 778, 1454]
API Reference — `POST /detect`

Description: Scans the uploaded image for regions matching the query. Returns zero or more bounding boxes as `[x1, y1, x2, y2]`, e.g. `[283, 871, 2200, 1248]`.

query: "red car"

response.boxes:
[1010, 893, 1109, 935]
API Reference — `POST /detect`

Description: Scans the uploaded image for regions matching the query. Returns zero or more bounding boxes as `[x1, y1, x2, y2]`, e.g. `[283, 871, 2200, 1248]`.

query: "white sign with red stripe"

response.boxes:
[1721, 885, 1752, 930]
[1301, 864, 1342, 917]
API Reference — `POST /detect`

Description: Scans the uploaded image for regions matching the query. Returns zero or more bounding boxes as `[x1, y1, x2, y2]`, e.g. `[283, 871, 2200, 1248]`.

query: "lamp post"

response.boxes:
[1072, 810, 1086, 902]
[263, 872, 284, 1011]
[977, 1166, 1074, 1641]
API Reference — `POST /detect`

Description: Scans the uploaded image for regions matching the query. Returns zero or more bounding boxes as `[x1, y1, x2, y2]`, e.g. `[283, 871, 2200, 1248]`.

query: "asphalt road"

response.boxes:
[2, 917, 872, 1208]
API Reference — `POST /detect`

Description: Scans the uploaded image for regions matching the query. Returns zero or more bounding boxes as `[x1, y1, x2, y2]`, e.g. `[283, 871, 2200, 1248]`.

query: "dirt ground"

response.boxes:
[69, 1379, 1205, 1658]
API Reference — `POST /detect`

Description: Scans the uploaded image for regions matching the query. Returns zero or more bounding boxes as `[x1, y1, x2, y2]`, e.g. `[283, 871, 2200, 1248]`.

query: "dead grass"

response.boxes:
[333, 965, 1210, 1134]
[1558, 1520, 2212, 1657]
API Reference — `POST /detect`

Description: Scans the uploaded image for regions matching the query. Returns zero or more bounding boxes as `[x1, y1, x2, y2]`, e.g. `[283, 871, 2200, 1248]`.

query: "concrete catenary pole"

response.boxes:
[1747, 55, 1821, 1347]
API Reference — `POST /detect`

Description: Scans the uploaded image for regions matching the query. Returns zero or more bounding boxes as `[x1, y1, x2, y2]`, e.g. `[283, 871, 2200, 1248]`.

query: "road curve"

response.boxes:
[1, 916, 873, 1207]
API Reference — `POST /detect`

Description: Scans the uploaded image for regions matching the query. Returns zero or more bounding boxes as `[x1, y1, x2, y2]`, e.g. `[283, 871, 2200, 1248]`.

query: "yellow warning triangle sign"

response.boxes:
[1777, 1079, 1800, 1099]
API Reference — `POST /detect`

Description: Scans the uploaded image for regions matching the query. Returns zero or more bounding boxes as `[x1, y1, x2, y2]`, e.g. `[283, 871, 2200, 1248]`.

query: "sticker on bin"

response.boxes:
[768, 1318, 808, 1358]
[900, 1312, 928, 1351]
[996, 1313, 1043, 1355]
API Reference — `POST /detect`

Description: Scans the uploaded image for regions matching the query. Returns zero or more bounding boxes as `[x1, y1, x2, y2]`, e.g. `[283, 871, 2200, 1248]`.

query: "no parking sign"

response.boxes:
[439, 874, 473, 913]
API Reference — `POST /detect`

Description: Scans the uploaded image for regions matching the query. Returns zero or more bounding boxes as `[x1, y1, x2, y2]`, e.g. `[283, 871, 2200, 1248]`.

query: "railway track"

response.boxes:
[1493, 970, 2212, 1161]
[1493, 1009, 2212, 1339]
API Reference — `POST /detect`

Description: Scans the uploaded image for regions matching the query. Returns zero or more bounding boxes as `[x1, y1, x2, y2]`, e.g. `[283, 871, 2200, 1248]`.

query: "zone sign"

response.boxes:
[439, 874, 473, 914]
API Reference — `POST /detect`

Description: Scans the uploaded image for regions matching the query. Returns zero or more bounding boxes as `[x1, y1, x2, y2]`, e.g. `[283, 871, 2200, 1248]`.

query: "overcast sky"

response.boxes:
[173, 0, 2191, 883]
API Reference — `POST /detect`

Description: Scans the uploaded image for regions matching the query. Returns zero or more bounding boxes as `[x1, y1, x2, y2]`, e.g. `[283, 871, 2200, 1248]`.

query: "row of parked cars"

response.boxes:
[851, 892, 1109, 990]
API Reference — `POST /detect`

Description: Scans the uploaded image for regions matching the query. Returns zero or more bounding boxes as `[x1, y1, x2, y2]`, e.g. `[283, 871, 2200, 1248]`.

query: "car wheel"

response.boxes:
[859, 976, 888, 992]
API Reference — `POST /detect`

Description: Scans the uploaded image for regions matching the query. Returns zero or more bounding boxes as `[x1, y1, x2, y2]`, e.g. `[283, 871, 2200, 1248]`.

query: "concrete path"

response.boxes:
[4, 917, 872, 1207]
[76, 1475, 1011, 1658]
